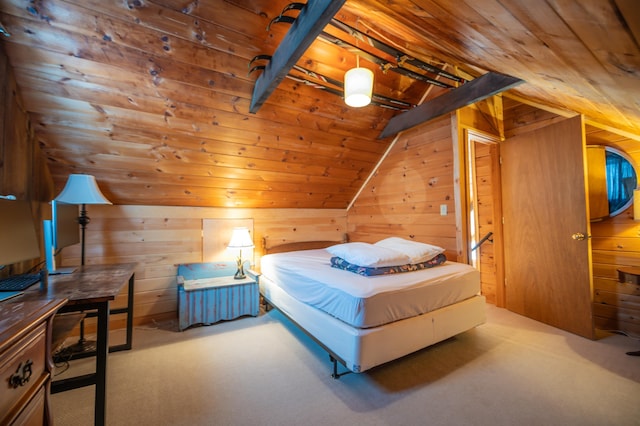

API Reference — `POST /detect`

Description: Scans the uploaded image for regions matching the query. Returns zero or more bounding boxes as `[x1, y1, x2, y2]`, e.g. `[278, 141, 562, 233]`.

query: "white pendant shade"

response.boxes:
[55, 174, 112, 205]
[344, 67, 374, 107]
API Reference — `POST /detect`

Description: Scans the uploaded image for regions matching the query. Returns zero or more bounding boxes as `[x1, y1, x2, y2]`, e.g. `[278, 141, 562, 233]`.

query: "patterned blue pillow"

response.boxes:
[330, 253, 447, 276]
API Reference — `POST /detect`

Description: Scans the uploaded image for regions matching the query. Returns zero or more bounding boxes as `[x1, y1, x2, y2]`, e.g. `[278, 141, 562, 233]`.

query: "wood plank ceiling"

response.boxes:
[0, 0, 638, 208]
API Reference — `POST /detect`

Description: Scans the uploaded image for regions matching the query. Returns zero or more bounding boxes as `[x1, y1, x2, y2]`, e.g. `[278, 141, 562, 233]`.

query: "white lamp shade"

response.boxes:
[344, 67, 374, 107]
[55, 174, 112, 205]
[227, 227, 254, 249]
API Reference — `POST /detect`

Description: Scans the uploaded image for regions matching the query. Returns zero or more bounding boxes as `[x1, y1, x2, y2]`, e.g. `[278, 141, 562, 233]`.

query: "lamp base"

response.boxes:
[68, 338, 97, 355]
[234, 256, 246, 279]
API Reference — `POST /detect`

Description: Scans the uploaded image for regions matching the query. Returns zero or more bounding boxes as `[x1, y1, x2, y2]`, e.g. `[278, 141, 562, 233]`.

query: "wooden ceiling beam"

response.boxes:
[249, 0, 346, 113]
[378, 72, 524, 139]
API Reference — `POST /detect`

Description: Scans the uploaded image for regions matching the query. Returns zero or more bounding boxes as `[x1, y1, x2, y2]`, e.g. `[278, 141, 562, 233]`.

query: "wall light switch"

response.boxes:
[440, 204, 447, 216]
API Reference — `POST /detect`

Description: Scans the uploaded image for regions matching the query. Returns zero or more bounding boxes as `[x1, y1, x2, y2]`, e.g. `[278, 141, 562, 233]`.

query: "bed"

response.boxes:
[258, 237, 486, 378]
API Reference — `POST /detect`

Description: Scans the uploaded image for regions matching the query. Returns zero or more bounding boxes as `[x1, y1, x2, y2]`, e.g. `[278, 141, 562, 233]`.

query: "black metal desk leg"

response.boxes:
[108, 273, 135, 353]
[95, 302, 110, 426]
[125, 273, 134, 349]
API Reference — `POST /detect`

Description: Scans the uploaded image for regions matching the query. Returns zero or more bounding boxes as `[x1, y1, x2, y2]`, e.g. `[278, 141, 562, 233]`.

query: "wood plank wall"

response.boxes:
[58, 205, 346, 331]
[0, 44, 54, 277]
[347, 104, 504, 304]
[347, 114, 460, 259]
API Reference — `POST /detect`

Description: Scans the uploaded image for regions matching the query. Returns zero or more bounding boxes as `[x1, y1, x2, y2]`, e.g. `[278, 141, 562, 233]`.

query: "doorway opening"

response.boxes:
[465, 130, 504, 306]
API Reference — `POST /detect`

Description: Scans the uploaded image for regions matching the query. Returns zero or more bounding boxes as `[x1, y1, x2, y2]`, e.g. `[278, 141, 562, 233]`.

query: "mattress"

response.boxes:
[260, 272, 486, 373]
[260, 249, 480, 328]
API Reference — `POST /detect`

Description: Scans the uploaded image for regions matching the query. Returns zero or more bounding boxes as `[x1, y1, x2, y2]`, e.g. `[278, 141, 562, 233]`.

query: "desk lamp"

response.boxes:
[55, 174, 112, 353]
[227, 227, 254, 279]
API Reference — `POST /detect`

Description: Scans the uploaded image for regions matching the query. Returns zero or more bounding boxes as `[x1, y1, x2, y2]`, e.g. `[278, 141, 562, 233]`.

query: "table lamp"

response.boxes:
[227, 227, 254, 279]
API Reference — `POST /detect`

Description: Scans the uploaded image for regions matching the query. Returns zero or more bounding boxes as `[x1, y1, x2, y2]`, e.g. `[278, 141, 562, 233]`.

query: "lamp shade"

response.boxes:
[344, 67, 374, 107]
[55, 174, 112, 205]
[227, 227, 254, 249]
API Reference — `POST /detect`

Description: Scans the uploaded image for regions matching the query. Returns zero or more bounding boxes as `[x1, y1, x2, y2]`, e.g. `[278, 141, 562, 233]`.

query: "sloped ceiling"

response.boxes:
[0, 0, 638, 208]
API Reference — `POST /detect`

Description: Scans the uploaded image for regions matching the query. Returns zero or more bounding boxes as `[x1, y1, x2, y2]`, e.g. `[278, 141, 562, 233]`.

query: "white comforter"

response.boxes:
[260, 249, 480, 328]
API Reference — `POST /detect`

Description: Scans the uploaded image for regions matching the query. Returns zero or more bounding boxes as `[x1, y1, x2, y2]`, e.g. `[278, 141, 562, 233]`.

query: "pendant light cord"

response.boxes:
[355, 18, 360, 68]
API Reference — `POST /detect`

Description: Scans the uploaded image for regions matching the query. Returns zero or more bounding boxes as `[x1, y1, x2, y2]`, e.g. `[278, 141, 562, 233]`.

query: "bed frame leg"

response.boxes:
[329, 355, 351, 379]
[261, 295, 273, 312]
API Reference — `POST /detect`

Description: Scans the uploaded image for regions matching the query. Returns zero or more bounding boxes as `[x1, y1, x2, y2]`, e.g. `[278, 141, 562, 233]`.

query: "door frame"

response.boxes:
[464, 129, 506, 307]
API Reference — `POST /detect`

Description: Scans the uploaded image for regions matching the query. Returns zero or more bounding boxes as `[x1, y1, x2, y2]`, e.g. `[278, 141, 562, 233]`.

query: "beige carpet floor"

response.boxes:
[51, 304, 640, 426]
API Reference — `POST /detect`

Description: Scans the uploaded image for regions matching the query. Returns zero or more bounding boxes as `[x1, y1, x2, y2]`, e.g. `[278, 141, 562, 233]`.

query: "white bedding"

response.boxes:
[260, 249, 480, 328]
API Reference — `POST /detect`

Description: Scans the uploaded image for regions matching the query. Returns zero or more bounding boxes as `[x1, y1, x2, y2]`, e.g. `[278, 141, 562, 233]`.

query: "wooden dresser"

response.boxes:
[0, 298, 66, 425]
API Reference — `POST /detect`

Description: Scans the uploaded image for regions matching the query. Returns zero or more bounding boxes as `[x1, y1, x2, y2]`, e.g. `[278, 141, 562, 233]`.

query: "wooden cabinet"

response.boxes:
[0, 298, 66, 425]
[593, 266, 640, 337]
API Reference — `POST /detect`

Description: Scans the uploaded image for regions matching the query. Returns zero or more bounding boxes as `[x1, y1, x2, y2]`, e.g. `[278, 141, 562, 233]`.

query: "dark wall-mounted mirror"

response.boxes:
[587, 145, 637, 221]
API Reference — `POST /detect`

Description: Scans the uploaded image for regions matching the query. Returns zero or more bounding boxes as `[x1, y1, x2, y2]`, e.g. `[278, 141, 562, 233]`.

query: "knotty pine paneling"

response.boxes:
[348, 105, 505, 305]
[347, 114, 461, 260]
[502, 96, 572, 138]
[0, 0, 397, 209]
[58, 205, 346, 331]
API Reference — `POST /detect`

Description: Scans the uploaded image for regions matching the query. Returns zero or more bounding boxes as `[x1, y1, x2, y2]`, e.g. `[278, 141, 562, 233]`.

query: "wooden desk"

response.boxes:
[21, 263, 136, 426]
[0, 298, 67, 425]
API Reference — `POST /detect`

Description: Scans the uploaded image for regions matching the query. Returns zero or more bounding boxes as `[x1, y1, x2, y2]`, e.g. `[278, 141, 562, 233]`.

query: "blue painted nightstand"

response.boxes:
[176, 261, 259, 331]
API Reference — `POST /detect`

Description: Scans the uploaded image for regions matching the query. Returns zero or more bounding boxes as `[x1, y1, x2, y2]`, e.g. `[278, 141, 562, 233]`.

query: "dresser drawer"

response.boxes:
[11, 385, 46, 426]
[0, 322, 47, 421]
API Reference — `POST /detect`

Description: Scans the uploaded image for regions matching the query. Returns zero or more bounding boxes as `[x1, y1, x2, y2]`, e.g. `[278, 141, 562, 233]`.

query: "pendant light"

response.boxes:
[344, 23, 373, 108]
[344, 64, 374, 107]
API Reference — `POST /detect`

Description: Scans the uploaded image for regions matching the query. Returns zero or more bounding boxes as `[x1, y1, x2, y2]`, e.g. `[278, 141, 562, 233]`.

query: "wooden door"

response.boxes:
[501, 116, 594, 338]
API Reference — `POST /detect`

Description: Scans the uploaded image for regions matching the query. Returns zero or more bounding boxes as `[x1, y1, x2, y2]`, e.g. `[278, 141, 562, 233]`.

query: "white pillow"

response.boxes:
[326, 242, 410, 267]
[374, 237, 445, 264]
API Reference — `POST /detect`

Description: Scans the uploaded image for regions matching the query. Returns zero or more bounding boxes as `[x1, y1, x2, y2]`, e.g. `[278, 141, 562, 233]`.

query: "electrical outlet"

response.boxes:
[440, 204, 447, 216]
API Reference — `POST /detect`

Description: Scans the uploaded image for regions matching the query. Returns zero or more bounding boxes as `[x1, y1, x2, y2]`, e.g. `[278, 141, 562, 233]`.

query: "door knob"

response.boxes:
[571, 232, 586, 240]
